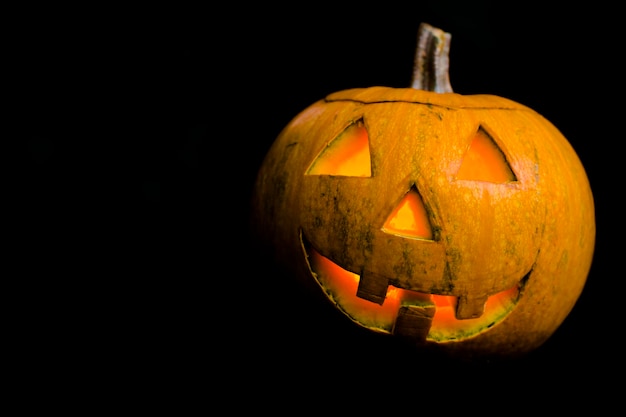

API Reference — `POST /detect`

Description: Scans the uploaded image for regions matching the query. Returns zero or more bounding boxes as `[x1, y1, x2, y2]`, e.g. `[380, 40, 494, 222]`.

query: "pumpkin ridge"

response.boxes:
[326, 87, 534, 111]
[325, 96, 534, 112]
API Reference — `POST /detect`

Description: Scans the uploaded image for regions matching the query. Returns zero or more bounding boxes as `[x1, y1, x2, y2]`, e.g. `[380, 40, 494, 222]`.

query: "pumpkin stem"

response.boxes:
[411, 23, 453, 93]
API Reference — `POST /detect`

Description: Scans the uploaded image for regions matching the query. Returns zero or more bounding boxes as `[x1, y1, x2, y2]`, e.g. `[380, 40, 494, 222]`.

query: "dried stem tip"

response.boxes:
[411, 23, 453, 93]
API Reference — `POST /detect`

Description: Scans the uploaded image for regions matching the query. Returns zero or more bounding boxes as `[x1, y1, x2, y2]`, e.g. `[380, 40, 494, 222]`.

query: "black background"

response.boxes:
[20, 1, 620, 410]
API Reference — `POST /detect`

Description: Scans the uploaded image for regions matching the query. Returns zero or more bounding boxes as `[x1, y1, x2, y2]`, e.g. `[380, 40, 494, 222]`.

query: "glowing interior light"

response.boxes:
[430, 294, 457, 326]
[306, 123, 372, 177]
[382, 188, 432, 239]
[456, 128, 516, 183]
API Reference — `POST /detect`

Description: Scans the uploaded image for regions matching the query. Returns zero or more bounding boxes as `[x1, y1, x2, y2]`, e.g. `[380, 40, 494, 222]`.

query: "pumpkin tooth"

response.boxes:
[455, 295, 487, 319]
[393, 304, 436, 341]
[356, 271, 389, 305]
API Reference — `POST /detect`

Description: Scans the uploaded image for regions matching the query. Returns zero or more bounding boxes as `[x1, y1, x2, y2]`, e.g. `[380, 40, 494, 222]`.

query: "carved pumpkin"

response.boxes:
[251, 23, 595, 359]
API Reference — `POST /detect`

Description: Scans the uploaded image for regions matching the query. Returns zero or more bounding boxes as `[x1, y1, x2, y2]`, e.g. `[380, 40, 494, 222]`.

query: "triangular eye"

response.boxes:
[306, 120, 372, 177]
[456, 127, 516, 183]
[382, 187, 433, 240]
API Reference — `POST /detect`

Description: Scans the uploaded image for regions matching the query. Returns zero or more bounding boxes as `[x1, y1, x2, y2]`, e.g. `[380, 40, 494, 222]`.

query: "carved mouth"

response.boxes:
[301, 234, 529, 342]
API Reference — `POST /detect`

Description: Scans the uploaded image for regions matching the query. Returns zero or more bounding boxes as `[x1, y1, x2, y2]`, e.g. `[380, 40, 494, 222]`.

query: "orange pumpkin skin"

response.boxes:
[251, 86, 595, 359]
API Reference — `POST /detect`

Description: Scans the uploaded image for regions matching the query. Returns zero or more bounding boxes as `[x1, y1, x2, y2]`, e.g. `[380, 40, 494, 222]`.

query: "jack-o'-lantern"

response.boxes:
[251, 23, 595, 359]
